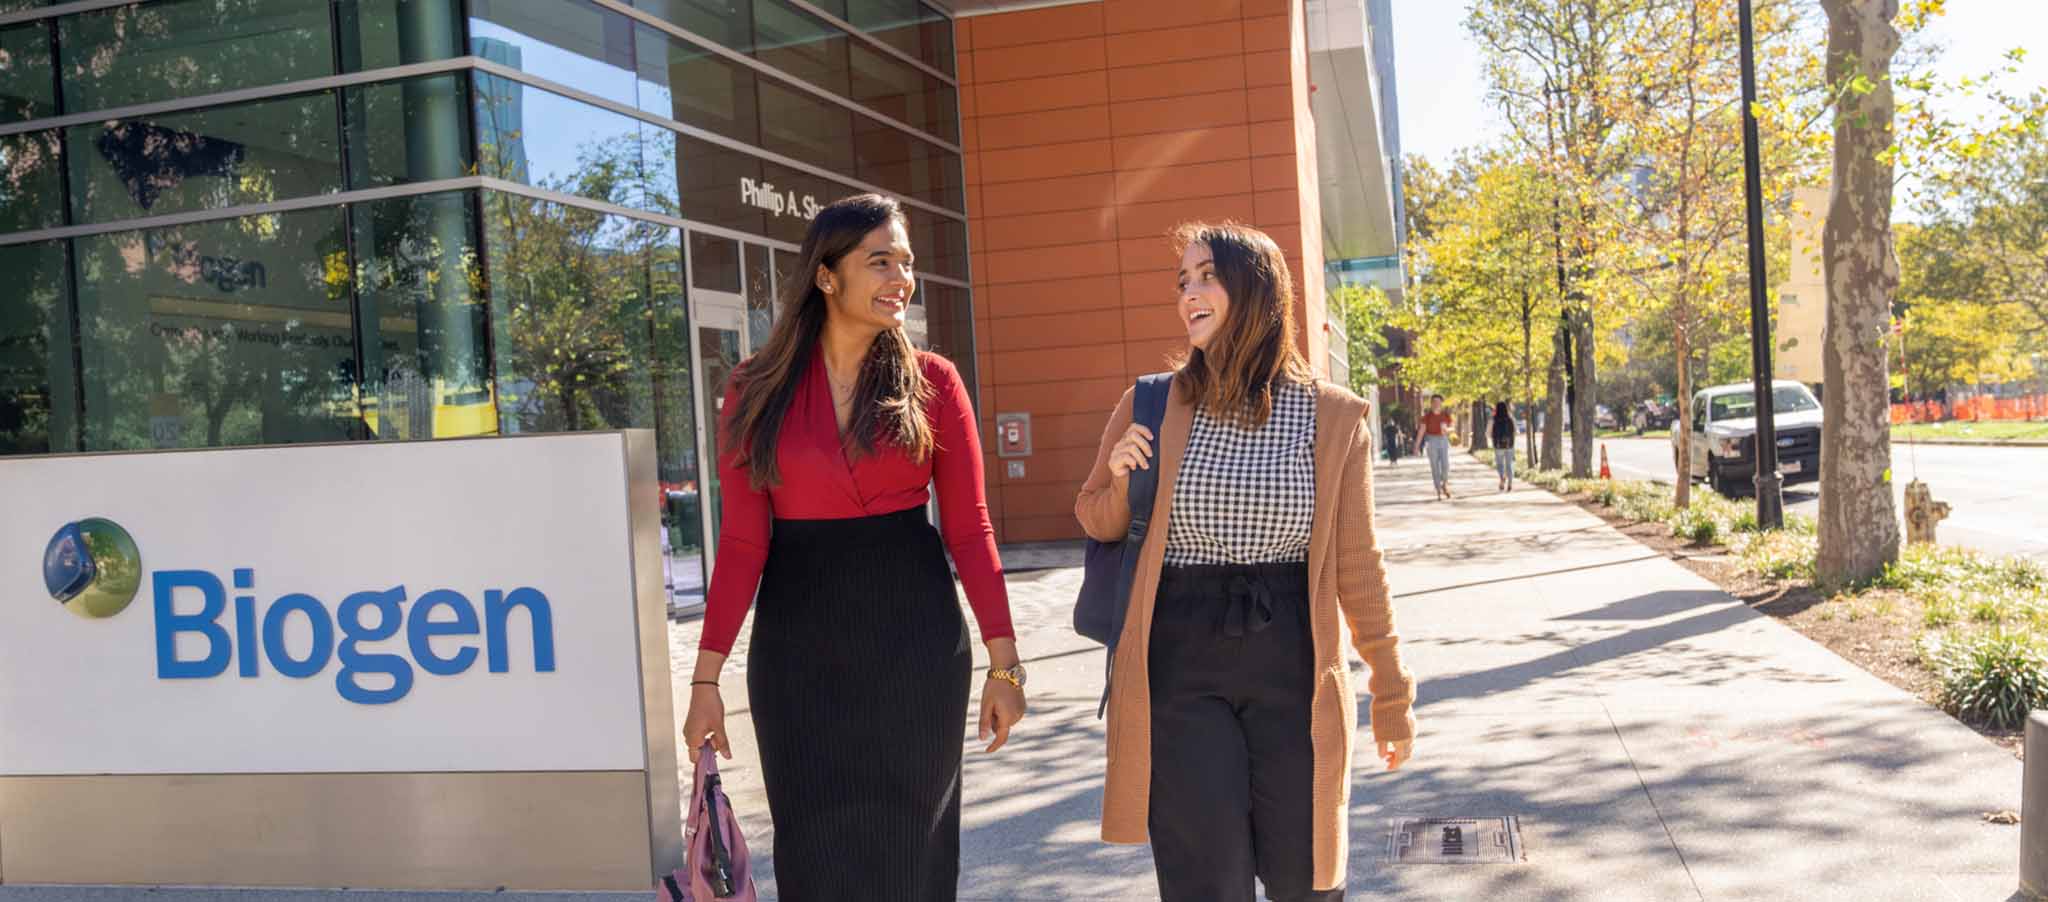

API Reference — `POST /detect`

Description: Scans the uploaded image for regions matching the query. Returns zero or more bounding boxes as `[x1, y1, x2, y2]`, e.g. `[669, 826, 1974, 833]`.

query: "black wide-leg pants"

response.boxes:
[1148, 562, 1344, 902]
[748, 506, 972, 902]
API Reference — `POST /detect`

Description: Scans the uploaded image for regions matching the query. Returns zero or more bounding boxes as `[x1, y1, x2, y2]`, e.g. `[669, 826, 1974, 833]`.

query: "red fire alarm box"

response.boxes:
[995, 412, 1031, 458]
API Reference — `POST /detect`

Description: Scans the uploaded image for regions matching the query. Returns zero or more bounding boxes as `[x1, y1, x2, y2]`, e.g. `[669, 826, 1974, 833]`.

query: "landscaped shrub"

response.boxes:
[1669, 506, 1722, 545]
[1733, 529, 1818, 581]
[1922, 630, 2048, 730]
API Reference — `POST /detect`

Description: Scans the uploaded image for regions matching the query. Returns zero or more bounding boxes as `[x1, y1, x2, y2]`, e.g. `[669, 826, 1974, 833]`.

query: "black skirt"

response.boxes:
[747, 505, 972, 902]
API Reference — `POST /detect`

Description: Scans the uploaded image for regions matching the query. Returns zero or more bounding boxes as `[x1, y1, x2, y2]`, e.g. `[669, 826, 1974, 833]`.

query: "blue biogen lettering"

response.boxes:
[152, 569, 556, 704]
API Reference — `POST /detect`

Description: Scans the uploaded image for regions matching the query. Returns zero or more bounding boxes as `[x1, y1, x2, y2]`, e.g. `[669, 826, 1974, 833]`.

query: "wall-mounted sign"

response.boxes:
[740, 176, 821, 222]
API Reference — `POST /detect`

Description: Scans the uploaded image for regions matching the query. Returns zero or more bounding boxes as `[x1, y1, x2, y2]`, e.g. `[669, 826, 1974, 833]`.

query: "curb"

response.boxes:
[1895, 438, 2048, 448]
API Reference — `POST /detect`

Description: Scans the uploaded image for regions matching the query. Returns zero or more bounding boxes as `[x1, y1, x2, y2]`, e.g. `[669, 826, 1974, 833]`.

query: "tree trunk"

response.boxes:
[1569, 305, 1597, 477]
[1817, 0, 1903, 584]
[1523, 300, 1538, 470]
[1673, 333, 1694, 509]
[1471, 399, 1491, 450]
[1542, 322, 1566, 470]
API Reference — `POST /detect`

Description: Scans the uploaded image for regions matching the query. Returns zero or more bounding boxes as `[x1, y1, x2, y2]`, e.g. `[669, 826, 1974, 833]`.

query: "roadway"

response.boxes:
[1585, 435, 2048, 561]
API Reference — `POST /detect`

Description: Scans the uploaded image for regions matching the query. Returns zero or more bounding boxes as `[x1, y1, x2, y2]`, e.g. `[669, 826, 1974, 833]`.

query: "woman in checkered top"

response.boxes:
[1076, 223, 1417, 902]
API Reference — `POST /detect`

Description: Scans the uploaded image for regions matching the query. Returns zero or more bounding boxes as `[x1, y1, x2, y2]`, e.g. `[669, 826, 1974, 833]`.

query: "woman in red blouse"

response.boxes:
[680, 194, 1025, 901]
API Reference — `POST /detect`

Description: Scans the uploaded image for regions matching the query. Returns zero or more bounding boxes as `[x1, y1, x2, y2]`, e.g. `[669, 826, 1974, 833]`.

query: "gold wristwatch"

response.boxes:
[987, 664, 1027, 689]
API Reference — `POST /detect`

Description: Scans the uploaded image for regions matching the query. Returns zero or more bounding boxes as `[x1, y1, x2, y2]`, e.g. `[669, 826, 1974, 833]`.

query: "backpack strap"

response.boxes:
[1123, 373, 1173, 541]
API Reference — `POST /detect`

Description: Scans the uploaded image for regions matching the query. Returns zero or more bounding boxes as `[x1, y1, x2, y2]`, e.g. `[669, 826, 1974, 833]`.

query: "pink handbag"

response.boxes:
[659, 744, 757, 902]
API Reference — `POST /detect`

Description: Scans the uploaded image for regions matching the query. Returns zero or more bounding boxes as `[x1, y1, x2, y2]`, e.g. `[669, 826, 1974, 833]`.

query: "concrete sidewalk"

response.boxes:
[665, 450, 2024, 900]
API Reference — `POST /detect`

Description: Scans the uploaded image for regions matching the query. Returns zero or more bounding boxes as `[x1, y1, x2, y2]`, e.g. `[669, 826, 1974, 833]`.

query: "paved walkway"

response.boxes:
[660, 451, 2024, 901]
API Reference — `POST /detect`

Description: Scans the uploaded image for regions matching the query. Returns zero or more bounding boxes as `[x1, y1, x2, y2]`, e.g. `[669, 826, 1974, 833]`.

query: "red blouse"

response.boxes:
[697, 347, 1015, 656]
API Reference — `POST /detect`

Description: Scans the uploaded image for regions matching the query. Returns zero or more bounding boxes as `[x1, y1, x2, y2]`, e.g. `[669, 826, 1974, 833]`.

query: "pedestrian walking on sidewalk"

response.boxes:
[1382, 418, 1401, 465]
[1076, 222, 1417, 902]
[1490, 401, 1517, 492]
[1416, 394, 1454, 499]
[680, 195, 1026, 902]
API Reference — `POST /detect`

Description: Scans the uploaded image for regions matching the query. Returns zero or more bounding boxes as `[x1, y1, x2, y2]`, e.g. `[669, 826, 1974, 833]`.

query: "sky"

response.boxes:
[1390, 0, 2048, 168]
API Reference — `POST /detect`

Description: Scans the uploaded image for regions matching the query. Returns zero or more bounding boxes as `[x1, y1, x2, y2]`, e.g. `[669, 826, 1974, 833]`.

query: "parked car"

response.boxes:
[1670, 380, 1823, 497]
[1632, 400, 1677, 433]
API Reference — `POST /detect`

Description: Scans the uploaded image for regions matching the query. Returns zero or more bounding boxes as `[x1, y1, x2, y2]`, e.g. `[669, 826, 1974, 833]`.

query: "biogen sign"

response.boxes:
[0, 432, 682, 891]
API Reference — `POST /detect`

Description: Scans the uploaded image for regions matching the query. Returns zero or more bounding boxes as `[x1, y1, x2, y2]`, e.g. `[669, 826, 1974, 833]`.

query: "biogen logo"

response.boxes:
[151, 569, 558, 705]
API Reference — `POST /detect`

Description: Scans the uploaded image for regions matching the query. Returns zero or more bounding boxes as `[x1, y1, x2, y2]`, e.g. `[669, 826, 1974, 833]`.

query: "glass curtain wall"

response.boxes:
[0, 0, 971, 606]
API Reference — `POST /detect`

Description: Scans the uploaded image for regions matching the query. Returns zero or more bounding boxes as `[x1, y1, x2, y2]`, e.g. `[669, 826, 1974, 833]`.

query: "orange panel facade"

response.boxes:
[958, 0, 1329, 544]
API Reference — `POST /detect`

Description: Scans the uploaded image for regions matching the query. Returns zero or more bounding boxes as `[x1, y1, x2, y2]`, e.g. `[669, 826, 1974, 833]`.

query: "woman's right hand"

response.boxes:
[682, 685, 731, 759]
[1106, 423, 1156, 479]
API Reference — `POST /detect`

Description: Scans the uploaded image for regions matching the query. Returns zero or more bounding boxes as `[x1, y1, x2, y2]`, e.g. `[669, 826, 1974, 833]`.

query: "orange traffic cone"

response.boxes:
[1600, 443, 1613, 480]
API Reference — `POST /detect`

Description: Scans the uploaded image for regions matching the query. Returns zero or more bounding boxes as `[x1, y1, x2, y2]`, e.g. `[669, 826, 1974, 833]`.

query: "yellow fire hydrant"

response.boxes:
[1904, 479, 1951, 546]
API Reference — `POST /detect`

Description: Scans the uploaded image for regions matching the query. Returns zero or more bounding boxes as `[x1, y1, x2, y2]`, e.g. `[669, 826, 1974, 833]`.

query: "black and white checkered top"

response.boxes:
[1163, 379, 1319, 566]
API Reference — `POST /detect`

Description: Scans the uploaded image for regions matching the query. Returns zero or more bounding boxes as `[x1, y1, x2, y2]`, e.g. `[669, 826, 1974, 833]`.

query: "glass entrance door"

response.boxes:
[689, 292, 745, 571]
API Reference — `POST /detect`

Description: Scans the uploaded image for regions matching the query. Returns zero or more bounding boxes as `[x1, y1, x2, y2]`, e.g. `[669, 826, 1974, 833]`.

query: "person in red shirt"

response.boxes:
[1415, 394, 1456, 499]
[680, 195, 1025, 901]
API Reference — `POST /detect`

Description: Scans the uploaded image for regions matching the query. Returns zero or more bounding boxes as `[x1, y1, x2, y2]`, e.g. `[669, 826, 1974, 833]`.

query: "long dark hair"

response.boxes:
[1494, 401, 1511, 421]
[1169, 221, 1314, 428]
[723, 194, 934, 490]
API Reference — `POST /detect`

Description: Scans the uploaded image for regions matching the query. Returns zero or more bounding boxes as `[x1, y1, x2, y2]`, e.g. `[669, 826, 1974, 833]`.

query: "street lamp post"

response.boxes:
[1738, 0, 1784, 528]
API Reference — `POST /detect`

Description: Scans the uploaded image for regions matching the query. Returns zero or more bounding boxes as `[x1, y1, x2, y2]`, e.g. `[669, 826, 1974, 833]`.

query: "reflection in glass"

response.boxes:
[0, 240, 77, 455]
[74, 209, 359, 450]
[853, 108, 963, 210]
[60, 0, 332, 114]
[469, 0, 637, 107]
[352, 191, 495, 440]
[633, 22, 759, 144]
[921, 280, 977, 410]
[759, 79, 855, 175]
[744, 242, 773, 354]
[632, 0, 753, 54]
[0, 22, 54, 125]
[689, 231, 741, 293]
[472, 73, 678, 217]
[338, 0, 464, 72]
[753, 0, 849, 98]
[66, 92, 342, 224]
[346, 75, 473, 189]
[844, 0, 955, 76]
[0, 130, 62, 234]
[849, 40, 957, 143]
[907, 210, 968, 281]
[484, 190, 666, 434]
[695, 315, 740, 548]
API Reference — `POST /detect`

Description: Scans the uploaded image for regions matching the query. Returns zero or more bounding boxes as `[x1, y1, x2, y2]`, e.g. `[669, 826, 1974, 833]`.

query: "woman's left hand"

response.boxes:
[1379, 738, 1414, 771]
[979, 678, 1026, 753]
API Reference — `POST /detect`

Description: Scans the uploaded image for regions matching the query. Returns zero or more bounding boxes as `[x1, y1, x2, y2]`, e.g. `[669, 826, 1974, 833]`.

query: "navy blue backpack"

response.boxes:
[1072, 373, 1172, 715]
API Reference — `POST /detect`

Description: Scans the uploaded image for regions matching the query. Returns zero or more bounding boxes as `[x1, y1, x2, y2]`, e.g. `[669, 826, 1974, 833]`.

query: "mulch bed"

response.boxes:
[1547, 485, 2024, 759]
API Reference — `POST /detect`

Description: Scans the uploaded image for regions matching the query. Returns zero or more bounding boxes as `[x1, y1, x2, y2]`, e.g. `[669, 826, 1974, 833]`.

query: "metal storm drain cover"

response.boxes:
[1389, 816, 1524, 864]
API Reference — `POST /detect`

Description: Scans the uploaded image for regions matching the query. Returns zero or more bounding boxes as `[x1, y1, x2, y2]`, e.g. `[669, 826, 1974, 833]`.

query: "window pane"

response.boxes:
[632, 0, 752, 54]
[483, 190, 672, 438]
[852, 110, 962, 210]
[352, 190, 494, 440]
[689, 231, 740, 292]
[758, 79, 853, 174]
[848, 40, 956, 143]
[74, 208, 360, 450]
[754, 1, 848, 98]
[338, 0, 463, 72]
[473, 75, 679, 217]
[0, 129, 62, 233]
[907, 211, 967, 281]
[345, 74, 473, 189]
[470, 0, 637, 107]
[920, 281, 976, 410]
[0, 2, 51, 13]
[0, 240, 77, 455]
[0, 22, 54, 125]
[633, 22, 758, 145]
[60, 0, 334, 114]
[846, 0, 954, 76]
[66, 92, 342, 225]
[744, 242, 772, 353]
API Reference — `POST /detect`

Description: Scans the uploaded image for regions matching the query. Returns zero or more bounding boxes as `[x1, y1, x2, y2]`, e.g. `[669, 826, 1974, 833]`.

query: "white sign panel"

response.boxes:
[0, 434, 650, 776]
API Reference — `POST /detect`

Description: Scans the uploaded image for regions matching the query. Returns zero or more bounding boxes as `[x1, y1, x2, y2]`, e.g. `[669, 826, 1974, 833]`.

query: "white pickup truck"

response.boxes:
[1671, 380, 1823, 497]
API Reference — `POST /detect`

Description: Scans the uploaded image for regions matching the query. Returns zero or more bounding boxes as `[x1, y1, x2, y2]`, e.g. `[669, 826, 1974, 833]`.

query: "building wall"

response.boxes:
[956, 0, 1329, 543]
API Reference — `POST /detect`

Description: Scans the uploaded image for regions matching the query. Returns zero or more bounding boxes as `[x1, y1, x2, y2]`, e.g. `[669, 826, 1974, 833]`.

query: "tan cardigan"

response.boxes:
[1074, 377, 1417, 891]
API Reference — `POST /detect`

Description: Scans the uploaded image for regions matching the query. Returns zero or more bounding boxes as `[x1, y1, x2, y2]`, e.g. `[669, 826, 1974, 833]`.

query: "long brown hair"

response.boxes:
[1170, 221, 1315, 428]
[724, 194, 934, 490]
